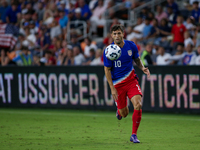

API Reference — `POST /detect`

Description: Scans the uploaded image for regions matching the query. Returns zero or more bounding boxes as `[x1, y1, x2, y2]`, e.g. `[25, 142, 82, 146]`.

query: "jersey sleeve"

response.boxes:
[129, 41, 139, 59]
[103, 49, 112, 67]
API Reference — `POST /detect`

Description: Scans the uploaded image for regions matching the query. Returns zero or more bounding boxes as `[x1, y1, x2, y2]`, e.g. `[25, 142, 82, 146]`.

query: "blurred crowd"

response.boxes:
[0, 0, 200, 66]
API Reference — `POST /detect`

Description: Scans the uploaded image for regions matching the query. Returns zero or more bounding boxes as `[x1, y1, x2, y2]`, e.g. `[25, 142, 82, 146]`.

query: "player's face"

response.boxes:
[111, 30, 124, 45]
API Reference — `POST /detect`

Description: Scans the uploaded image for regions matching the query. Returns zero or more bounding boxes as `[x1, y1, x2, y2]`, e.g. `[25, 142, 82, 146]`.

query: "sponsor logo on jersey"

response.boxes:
[128, 50, 132, 56]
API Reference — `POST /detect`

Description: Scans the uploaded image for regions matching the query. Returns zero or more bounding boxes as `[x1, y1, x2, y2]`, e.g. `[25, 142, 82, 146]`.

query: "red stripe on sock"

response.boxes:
[132, 109, 142, 135]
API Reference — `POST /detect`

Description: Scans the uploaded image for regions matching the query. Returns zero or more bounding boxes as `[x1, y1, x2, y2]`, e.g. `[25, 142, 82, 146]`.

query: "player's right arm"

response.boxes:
[104, 66, 118, 101]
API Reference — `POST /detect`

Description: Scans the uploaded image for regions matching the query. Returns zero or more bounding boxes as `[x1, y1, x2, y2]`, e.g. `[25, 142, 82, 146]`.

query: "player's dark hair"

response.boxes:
[110, 24, 124, 33]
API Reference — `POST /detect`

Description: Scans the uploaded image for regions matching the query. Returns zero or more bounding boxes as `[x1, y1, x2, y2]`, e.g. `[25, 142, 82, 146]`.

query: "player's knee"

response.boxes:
[135, 101, 142, 110]
[121, 112, 128, 118]
[120, 109, 129, 118]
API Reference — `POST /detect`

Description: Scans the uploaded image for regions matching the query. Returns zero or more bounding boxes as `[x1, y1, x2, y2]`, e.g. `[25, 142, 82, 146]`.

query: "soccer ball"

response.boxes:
[105, 44, 121, 61]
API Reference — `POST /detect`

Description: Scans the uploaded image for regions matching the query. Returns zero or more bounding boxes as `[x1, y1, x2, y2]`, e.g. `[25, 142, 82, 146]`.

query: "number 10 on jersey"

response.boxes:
[114, 60, 121, 67]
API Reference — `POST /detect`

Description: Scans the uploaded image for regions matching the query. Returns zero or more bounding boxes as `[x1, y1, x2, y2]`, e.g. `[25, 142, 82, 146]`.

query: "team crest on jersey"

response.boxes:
[128, 50, 132, 56]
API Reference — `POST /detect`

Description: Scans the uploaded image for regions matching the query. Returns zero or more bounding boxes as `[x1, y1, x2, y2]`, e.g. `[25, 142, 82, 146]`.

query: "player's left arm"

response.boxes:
[134, 57, 150, 78]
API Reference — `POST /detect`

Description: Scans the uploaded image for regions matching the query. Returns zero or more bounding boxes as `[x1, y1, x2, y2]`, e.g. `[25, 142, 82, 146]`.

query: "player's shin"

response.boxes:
[132, 109, 142, 135]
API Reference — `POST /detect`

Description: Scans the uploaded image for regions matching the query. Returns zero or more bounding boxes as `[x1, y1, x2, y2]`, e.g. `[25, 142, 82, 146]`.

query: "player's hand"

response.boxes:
[142, 67, 150, 79]
[111, 86, 118, 101]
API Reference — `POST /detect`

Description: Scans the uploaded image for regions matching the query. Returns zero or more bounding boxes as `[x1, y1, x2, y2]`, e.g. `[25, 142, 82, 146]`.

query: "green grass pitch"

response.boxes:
[0, 109, 200, 150]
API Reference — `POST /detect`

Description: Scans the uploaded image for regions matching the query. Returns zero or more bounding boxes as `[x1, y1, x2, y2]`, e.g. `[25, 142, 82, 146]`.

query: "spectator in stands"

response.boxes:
[0, 49, 10, 66]
[53, 9, 60, 23]
[191, 1, 200, 23]
[155, 18, 171, 46]
[36, 28, 51, 52]
[155, 5, 168, 25]
[82, 48, 95, 65]
[43, 50, 56, 66]
[149, 18, 159, 39]
[32, 55, 40, 66]
[59, 1, 68, 15]
[32, 13, 39, 27]
[132, 37, 141, 52]
[26, 2, 35, 15]
[19, 21, 28, 36]
[142, 18, 153, 42]
[110, 17, 121, 29]
[104, 0, 115, 19]
[15, 33, 25, 50]
[189, 0, 200, 6]
[126, 26, 133, 40]
[32, 45, 42, 57]
[141, 18, 158, 45]
[53, 38, 62, 54]
[167, 6, 177, 26]
[78, 0, 92, 21]
[184, 17, 196, 36]
[12, 45, 33, 66]
[171, 15, 186, 50]
[56, 51, 63, 66]
[59, 10, 68, 29]
[73, 46, 85, 65]
[43, 10, 54, 26]
[126, 16, 145, 40]
[23, 10, 32, 22]
[140, 43, 153, 66]
[90, 0, 107, 34]
[170, 43, 185, 65]
[67, 1, 76, 21]
[90, 49, 103, 65]
[103, 33, 113, 46]
[166, 43, 196, 65]
[156, 46, 171, 65]
[151, 44, 159, 64]
[60, 40, 68, 53]
[148, 12, 155, 24]
[89, 0, 98, 10]
[36, 1, 45, 21]
[84, 37, 97, 58]
[195, 45, 200, 65]
[0, 0, 9, 23]
[50, 20, 62, 40]
[69, 34, 82, 50]
[194, 23, 200, 47]
[166, 0, 179, 15]
[139, 7, 149, 20]
[29, 20, 39, 35]
[184, 31, 194, 48]
[57, 44, 68, 66]
[24, 26, 36, 49]
[6, 2, 21, 24]
[63, 49, 74, 65]
[70, 8, 85, 35]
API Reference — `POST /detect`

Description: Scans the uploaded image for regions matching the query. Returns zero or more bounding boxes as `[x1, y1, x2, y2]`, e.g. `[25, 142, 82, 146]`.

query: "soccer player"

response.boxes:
[103, 24, 150, 143]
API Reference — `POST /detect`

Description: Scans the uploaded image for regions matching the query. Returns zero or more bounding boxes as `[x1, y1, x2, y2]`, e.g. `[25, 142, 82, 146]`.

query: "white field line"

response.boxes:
[0, 110, 200, 121]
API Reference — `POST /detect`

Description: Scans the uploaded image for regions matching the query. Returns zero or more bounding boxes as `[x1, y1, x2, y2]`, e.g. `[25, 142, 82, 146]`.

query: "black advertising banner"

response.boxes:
[0, 66, 200, 113]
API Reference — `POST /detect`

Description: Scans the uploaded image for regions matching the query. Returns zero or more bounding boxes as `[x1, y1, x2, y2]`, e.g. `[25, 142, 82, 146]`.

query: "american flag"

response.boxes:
[0, 24, 18, 49]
